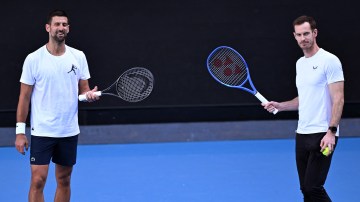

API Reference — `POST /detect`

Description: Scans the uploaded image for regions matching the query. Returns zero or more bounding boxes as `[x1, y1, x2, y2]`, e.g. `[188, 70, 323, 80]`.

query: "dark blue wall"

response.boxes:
[1, 0, 359, 126]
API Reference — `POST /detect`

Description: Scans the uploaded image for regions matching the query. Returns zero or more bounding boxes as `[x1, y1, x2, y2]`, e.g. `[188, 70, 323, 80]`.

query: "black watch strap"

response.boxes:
[328, 126, 337, 133]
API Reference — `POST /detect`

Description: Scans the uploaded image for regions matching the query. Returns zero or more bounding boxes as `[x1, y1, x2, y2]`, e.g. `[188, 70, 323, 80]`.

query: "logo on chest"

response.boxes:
[67, 64, 77, 75]
[312, 66, 318, 70]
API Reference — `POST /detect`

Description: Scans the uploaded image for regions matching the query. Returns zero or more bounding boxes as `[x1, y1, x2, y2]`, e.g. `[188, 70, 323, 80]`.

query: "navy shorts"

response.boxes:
[30, 135, 78, 166]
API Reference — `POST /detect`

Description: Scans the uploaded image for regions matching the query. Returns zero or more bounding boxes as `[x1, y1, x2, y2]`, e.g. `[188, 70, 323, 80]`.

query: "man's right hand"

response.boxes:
[15, 134, 29, 155]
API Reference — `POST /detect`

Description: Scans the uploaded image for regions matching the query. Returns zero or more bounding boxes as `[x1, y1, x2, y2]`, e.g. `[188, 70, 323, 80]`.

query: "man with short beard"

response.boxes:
[15, 10, 100, 202]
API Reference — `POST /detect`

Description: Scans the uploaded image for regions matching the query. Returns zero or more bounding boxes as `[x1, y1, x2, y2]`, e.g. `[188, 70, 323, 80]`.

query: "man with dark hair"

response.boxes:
[263, 15, 344, 201]
[15, 9, 99, 201]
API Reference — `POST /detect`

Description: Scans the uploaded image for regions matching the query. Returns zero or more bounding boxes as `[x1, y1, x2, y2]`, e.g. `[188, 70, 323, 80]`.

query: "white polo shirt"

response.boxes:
[20, 45, 90, 137]
[295, 48, 344, 136]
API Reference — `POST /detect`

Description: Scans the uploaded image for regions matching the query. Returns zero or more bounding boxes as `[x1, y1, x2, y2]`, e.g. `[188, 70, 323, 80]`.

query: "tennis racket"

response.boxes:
[79, 67, 154, 102]
[206, 46, 278, 114]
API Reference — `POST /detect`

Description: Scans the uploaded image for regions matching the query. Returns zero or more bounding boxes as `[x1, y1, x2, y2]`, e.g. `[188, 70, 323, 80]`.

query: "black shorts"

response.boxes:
[30, 135, 78, 166]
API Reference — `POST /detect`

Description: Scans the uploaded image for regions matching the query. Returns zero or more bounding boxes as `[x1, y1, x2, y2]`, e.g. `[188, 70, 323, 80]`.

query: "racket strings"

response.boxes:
[208, 48, 248, 86]
[116, 68, 154, 102]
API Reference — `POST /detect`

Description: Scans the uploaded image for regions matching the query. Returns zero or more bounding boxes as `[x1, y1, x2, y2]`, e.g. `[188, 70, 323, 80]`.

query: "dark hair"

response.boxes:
[293, 15, 316, 30]
[47, 9, 69, 24]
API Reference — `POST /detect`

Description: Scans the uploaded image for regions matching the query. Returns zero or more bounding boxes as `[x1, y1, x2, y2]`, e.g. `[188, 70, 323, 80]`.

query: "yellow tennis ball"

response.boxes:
[322, 147, 330, 156]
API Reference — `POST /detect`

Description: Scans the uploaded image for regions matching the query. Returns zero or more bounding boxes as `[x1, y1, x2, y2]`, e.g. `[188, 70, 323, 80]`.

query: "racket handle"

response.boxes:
[254, 92, 278, 115]
[78, 91, 102, 102]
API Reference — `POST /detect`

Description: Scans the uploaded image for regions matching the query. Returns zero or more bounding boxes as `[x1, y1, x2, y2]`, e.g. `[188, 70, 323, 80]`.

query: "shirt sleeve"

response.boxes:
[20, 54, 36, 85]
[79, 51, 91, 80]
[325, 55, 344, 84]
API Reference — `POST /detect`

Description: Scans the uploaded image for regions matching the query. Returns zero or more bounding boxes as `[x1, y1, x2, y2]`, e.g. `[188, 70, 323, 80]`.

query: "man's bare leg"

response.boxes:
[54, 164, 73, 202]
[29, 165, 49, 202]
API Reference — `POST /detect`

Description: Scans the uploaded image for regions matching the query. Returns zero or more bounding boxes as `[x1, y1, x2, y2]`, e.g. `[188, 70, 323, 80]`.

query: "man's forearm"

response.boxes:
[328, 81, 345, 127]
[329, 98, 344, 127]
[16, 98, 30, 123]
[280, 97, 299, 111]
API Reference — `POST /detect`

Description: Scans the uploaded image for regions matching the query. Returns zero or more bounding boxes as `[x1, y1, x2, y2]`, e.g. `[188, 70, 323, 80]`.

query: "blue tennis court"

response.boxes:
[1, 137, 359, 202]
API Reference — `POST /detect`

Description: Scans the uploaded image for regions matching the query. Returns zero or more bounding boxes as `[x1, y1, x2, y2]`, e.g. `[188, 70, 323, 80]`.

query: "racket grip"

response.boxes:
[78, 91, 102, 102]
[254, 92, 278, 115]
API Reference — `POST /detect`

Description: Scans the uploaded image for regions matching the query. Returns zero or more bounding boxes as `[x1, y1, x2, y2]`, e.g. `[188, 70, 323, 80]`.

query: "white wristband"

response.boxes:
[16, 122, 26, 135]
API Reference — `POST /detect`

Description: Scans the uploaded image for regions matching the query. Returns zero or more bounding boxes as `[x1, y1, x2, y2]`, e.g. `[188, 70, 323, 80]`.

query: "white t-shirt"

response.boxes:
[295, 48, 344, 136]
[20, 45, 90, 137]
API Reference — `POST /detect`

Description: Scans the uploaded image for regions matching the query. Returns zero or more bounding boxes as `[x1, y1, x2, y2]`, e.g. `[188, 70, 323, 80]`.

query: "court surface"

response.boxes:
[1, 137, 359, 202]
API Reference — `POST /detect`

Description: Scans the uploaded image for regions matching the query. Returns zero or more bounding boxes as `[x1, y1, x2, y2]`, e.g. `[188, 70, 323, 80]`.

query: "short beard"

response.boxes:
[299, 40, 313, 51]
[53, 31, 67, 43]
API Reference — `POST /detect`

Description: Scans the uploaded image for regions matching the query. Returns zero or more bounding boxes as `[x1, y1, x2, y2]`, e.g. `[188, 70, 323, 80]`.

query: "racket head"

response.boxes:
[115, 67, 154, 102]
[206, 46, 257, 94]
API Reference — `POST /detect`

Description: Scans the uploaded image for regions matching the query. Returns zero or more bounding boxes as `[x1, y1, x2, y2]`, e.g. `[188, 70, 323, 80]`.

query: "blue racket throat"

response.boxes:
[206, 46, 278, 114]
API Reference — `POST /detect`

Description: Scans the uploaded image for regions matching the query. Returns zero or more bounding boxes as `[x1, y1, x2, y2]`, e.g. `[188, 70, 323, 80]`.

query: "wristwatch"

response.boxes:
[328, 126, 337, 133]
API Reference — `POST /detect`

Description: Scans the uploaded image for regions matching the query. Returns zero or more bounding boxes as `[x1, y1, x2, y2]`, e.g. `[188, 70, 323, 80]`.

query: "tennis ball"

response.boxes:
[322, 147, 330, 156]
